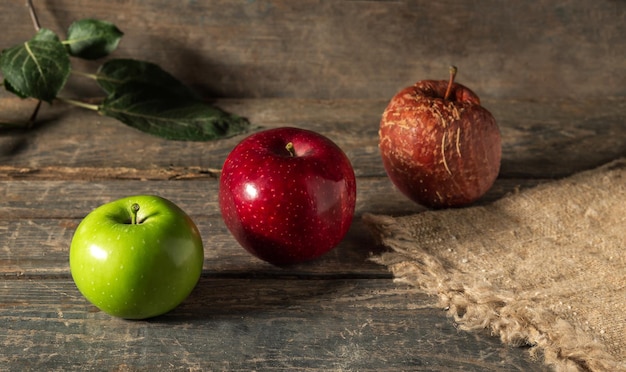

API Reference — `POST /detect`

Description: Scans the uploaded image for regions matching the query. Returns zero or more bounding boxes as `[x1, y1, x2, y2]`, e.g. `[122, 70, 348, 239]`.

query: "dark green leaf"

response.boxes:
[66, 19, 123, 60]
[32, 28, 60, 42]
[96, 59, 198, 99]
[0, 28, 70, 102]
[99, 83, 250, 141]
[3, 79, 28, 99]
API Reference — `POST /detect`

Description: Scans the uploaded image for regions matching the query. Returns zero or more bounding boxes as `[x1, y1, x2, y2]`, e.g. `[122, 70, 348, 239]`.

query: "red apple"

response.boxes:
[379, 66, 501, 208]
[219, 127, 357, 265]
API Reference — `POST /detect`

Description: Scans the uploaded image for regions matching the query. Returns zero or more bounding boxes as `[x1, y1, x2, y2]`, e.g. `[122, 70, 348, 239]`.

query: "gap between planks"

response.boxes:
[0, 165, 221, 181]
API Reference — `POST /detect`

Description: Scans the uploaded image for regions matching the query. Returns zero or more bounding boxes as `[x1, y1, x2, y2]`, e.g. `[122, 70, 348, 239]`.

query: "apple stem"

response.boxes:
[131, 203, 140, 225]
[285, 142, 296, 157]
[443, 65, 458, 101]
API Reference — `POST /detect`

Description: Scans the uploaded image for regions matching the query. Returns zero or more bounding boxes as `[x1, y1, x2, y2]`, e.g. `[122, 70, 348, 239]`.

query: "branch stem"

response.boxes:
[57, 97, 100, 111]
[27, 100, 42, 128]
[26, 0, 41, 31]
[71, 70, 99, 80]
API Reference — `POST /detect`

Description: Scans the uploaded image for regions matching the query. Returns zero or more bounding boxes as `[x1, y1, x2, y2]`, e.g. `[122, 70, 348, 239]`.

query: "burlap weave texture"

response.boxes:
[365, 159, 626, 371]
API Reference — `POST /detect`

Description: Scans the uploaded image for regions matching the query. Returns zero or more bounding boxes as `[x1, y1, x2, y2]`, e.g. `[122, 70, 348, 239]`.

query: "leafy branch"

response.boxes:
[0, 1, 250, 141]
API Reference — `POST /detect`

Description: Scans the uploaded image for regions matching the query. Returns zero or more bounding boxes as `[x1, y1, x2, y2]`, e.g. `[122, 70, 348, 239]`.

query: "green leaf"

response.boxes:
[3, 78, 28, 99]
[32, 28, 60, 42]
[99, 83, 250, 141]
[96, 59, 198, 99]
[96, 60, 249, 141]
[66, 19, 123, 60]
[0, 28, 70, 103]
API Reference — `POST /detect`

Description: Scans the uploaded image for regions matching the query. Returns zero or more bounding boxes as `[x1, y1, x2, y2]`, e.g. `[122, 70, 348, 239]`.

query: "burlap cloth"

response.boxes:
[364, 158, 626, 371]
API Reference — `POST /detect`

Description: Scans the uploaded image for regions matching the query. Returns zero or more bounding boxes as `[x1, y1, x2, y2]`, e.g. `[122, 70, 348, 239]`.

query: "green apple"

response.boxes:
[69, 195, 204, 319]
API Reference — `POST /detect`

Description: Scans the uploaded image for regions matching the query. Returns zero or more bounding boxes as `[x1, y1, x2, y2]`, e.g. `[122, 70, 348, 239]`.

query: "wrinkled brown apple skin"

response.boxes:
[379, 80, 501, 208]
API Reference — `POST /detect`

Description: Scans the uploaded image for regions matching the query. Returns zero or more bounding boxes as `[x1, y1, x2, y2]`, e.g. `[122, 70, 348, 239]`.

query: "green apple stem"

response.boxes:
[131, 203, 140, 225]
[285, 142, 296, 157]
[443, 65, 458, 101]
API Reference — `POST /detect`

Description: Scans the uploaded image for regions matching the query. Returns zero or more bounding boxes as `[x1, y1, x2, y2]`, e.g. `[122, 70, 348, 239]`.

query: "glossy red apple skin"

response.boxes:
[219, 127, 357, 265]
[379, 80, 501, 208]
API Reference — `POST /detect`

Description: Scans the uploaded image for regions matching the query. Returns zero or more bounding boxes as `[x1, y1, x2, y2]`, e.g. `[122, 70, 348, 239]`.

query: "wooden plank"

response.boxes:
[0, 177, 547, 277]
[0, 98, 385, 177]
[0, 216, 390, 278]
[2, 98, 625, 179]
[1, 1, 624, 100]
[0, 2, 620, 370]
[0, 277, 547, 371]
[0, 177, 544, 220]
[1, 178, 412, 277]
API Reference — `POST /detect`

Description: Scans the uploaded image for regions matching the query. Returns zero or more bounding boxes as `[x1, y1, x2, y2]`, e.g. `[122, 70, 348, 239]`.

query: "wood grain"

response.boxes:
[1, 1, 621, 369]
[1, 1, 624, 100]
[0, 97, 620, 370]
[0, 278, 547, 371]
[2, 98, 625, 179]
[0, 177, 549, 278]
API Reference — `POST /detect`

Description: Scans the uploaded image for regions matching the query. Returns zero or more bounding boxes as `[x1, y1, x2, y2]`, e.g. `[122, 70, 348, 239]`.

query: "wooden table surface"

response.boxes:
[2, 95, 625, 371]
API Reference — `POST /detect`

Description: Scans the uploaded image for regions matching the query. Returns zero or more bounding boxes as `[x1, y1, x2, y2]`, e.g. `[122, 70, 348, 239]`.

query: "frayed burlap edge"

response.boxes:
[363, 159, 626, 372]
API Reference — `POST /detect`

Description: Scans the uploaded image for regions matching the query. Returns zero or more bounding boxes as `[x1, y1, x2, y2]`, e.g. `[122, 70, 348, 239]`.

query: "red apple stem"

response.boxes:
[443, 65, 458, 101]
[131, 203, 140, 225]
[285, 142, 296, 157]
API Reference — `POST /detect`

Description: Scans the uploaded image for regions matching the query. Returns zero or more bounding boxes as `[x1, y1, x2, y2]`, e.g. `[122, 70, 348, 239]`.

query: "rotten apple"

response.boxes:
[219, 127, 357, 265]
[379, 66, 501, 208]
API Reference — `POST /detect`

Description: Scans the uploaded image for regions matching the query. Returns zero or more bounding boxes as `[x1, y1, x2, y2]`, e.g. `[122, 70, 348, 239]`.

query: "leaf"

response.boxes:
[99, 83, 250, 141]
[3, 78, 28, 99]
[96, 60, 250, 141]
[96, 59, 198, 99]
[66, 19, 123, 60]
[0, 28, 70, 103]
